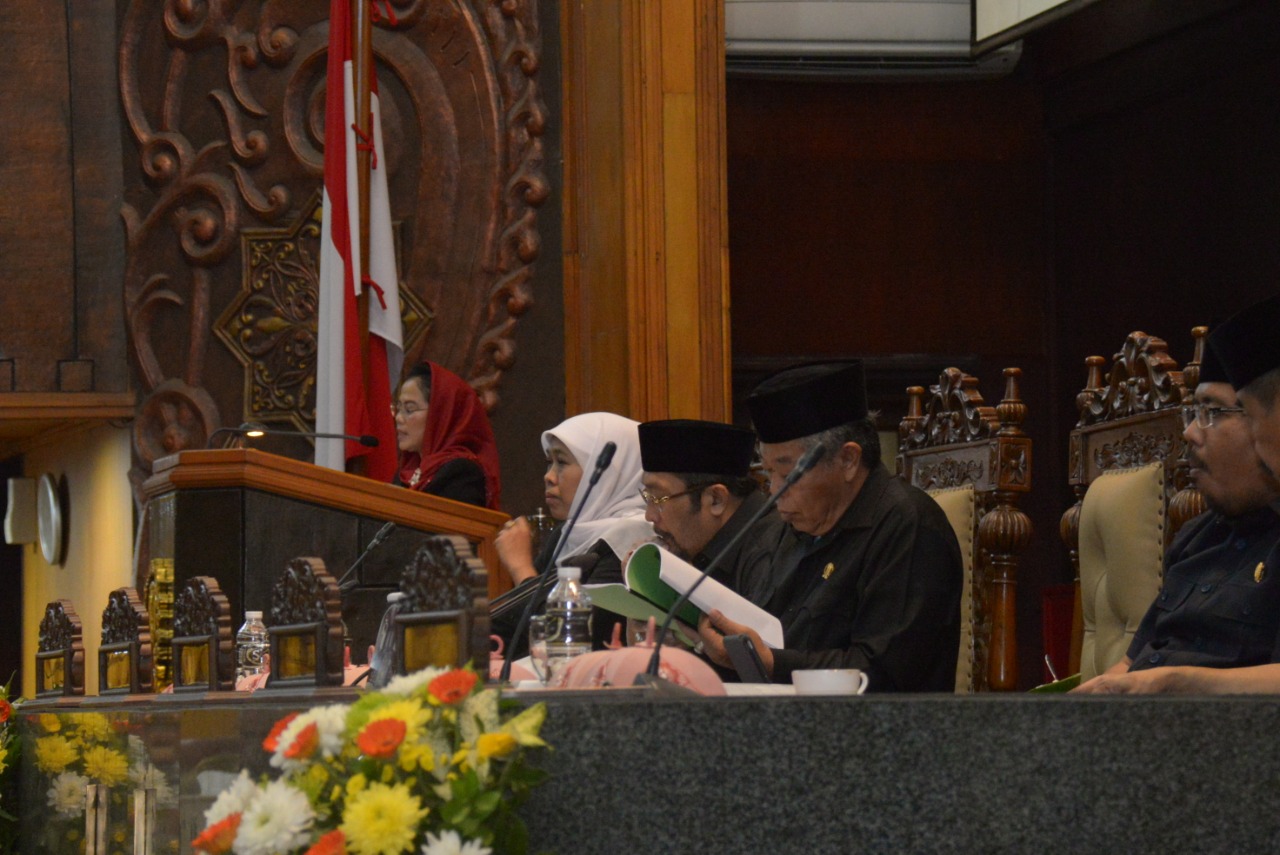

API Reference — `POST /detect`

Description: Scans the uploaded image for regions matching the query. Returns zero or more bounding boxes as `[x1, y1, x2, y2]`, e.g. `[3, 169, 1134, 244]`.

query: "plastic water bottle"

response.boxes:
[236, 610, 268, 682]
[368, 592, 406, 689]
[543, 566, 592, 685]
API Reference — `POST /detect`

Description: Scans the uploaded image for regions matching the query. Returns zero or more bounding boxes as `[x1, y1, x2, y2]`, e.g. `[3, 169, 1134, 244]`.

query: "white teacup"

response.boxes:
[792, 668, 869, 696]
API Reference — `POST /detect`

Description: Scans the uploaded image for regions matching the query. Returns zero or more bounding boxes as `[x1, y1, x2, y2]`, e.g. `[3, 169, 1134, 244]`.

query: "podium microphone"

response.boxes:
[641, 442, 829, 681]
[499, 441, 617, 683]
[337, 521, 398, 593]
[207, 422, 380, 449]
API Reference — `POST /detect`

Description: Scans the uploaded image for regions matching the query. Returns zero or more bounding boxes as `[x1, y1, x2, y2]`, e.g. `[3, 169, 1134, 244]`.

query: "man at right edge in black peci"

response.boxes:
[696, 361, 963, 691]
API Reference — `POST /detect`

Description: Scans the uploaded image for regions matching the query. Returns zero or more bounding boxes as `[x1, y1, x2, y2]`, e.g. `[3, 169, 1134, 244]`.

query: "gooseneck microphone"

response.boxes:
[499, 441, 618, 683]
[337, 521, 398, 593]
[207, 422, 379, 449]
[642, 442, 829, 680]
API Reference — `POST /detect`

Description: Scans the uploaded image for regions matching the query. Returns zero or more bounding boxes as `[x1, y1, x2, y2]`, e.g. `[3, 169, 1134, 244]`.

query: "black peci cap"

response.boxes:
[1207, 294, 1280, 391]
[639, 419, 756, 477]
[745, 361, 869, 444]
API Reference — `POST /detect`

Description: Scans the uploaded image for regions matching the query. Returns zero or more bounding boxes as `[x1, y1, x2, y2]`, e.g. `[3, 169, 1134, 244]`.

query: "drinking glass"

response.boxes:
[528, 615, 550, 684]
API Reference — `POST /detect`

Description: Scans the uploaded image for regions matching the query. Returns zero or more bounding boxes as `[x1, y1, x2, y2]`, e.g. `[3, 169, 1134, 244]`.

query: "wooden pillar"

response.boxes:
[561, 0, 731, 421]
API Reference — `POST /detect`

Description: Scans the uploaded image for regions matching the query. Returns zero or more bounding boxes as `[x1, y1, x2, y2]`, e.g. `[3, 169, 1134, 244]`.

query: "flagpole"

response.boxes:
[351, 0, 373, 476]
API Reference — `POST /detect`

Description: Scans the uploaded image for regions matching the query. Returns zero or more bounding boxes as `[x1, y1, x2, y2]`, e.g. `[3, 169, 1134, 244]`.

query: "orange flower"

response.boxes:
[0, 698, 10, 723]
[356, 718, 406, 759]
[192, 812, 241, 853]
[263, 712, 299, 753]
[428, 669, 477, 704]
[285, 722, 319, 761]
[304, 829, 347, 855]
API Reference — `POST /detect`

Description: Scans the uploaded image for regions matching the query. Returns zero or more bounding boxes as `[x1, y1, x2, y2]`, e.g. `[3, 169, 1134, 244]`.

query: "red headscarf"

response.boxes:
[396, 362, 502, 509]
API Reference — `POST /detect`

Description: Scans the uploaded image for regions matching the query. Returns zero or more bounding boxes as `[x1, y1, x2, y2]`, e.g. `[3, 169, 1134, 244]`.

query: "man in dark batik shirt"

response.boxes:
[697, 361, 963, 692]
[1076, 321, 1280, 694]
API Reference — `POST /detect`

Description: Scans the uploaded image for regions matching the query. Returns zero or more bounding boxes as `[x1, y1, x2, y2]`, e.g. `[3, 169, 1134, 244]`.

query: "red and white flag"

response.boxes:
[316, 0, 403, 480]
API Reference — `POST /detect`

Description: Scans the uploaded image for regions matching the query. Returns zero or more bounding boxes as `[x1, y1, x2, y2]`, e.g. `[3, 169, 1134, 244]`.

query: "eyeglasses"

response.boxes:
[1181, 402, 1245, 429]
[638, 485, 708, 509]
[390, 401, 426, 418]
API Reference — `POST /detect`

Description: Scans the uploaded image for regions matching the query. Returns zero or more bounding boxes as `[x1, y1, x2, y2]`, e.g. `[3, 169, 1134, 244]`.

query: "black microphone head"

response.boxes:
[359, 435, 380, 447]
[597, 441, 617, 471]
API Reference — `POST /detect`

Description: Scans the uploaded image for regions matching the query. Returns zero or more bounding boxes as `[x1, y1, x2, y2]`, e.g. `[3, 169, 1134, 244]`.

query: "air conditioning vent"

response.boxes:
[726, 0, 1022, 80]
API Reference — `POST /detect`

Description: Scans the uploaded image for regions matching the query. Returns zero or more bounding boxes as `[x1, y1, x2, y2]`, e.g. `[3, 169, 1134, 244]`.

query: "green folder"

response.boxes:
[589, 544, 702, 639]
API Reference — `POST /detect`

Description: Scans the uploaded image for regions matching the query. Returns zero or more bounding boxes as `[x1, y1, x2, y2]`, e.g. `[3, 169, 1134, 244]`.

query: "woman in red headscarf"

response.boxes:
[392, 362, 502, 510]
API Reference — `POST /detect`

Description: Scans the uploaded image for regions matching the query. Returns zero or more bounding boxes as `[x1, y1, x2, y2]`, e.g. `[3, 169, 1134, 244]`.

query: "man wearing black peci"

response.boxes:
[697, 361, 963, 692]
[638, 419, 787, 606]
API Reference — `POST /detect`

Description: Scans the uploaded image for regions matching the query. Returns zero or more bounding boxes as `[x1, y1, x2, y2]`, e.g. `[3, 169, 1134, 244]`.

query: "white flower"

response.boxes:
[459, 688, 500, 743]
[204, 770, 257, 826]
[232, 778, 314, 855]
[129, 761, 177, 806]
[383, 666, 447, 697]
[307, 704, 348, 758]
[421, 829, 493, 855]
[47, 771, 89, 818]
[268, 705, 346, 772]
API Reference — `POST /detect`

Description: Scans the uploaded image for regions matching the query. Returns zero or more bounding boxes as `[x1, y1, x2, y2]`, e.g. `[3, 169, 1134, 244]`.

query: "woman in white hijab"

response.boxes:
[491, 412, 653, 655]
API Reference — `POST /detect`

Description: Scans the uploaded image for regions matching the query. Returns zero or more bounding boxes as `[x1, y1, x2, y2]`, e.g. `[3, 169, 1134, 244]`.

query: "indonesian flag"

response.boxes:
[316, 0, 403, 480]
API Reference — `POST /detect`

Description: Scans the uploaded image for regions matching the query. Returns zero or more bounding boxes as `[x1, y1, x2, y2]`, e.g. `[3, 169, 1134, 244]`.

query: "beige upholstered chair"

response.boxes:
[899, 367, 1032, 692]
[1061, 330, 1206, 680]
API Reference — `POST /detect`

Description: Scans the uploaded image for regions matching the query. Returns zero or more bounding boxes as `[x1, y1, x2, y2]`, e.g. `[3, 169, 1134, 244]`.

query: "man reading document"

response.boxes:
[698, 362, 963, 692]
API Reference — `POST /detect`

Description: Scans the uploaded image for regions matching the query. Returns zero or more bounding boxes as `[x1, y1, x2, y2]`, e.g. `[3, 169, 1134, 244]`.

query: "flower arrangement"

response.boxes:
[193, 666, 549, 855]
[25, 706, 176, 853]
[0, 677, 19, 854]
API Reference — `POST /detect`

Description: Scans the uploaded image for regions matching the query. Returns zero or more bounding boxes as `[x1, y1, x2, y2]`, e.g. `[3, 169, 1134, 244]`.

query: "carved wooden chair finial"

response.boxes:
[99, 587, 153, 694]
[37, 598, 84, 697]
[171, 576, 235, 692]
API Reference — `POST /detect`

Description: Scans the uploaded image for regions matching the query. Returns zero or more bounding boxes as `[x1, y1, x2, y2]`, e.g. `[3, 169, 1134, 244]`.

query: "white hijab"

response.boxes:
[542, 412, 653, 567]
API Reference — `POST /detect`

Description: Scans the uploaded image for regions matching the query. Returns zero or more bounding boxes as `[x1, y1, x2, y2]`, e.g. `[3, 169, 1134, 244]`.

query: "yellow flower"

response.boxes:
[0, 746, 8, 775]
[34, 735, 78, 773]
[476, 732, 517, 761]
[346, 773, 368, 799]
[82, 745, 129, 787]
[37, 713, 62, 733]
[340, 782, 428, 855]
[73, 713, 115, 742]
[397, 741, 435, 774]
[502, 701, 548, 749]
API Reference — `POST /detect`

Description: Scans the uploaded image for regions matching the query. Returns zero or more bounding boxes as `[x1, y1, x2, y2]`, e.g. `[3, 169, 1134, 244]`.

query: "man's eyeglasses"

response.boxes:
[1181, 402, 1245, 429]
[391, 401, 425, 418]
[638, 485, 709, 509]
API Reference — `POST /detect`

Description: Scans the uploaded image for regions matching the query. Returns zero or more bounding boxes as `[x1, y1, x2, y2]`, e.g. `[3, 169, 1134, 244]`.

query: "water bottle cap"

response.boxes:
[246, 610, 263, 619]
[556, 565, 581, 582]
[387, 592, 406, 603]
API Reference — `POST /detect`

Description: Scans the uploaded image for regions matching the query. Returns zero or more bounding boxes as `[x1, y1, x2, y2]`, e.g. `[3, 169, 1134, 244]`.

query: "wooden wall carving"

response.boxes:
[118, 0, 548, 483]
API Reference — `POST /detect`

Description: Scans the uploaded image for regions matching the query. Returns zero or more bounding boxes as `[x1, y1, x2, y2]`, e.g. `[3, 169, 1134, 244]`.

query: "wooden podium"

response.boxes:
[141, 449, 508, 661]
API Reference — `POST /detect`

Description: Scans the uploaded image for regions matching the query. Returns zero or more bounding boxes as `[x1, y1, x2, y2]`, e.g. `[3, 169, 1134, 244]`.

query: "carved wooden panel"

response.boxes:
[172, 575, 235, 691]
[99, 587, 154, 694]
[398, 534, 489, 670]
[36, 599, 85, 697]
[267, 556, 343, 685]
[119, 0, 548, 483]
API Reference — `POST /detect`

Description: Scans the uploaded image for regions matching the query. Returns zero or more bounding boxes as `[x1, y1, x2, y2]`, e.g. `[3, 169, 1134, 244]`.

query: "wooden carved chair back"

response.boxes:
[266, 557, 343, 687]
[898, 367, 1032, 692]
[1061, 330, 1205, 679]
[171, 575, 235, 692]
[36, 598, 85, 698]
[396, 535, 490, 674]
[98, 587, 154, 694]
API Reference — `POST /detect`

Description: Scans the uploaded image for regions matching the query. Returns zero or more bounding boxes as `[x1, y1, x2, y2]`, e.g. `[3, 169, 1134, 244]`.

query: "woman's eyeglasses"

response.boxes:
[391, 402, 425, 418]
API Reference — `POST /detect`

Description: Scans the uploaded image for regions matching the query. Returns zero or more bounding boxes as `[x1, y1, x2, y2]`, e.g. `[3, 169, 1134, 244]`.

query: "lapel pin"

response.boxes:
[1255, 562, 1266, 584]
[822, 562, 835, 580]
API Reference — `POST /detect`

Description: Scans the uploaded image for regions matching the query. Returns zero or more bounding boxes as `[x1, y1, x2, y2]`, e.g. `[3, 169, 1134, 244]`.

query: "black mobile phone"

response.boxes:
[723, 633, 769, 683]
